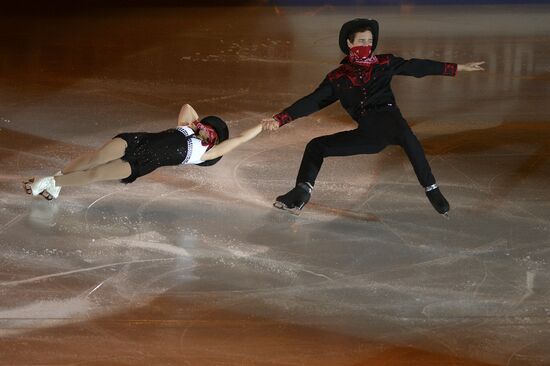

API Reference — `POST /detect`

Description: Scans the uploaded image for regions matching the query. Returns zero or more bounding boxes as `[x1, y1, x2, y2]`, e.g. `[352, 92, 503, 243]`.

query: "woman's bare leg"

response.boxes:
[62, 138, 127, 174]
[55, 159, 132, 187]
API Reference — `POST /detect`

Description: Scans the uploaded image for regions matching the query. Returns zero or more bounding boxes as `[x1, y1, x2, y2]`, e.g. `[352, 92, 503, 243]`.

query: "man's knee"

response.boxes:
[305, 137, 327, 156]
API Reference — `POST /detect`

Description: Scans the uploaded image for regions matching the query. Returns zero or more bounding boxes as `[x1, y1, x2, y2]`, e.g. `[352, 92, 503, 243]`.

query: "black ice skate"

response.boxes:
[425, 184, 450, 217]
[273, 182, 312, 215]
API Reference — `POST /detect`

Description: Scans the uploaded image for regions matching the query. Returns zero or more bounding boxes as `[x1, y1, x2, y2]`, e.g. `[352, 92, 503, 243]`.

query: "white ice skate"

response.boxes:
[24, 171, 63, 200]
[29, 176, 62, 200]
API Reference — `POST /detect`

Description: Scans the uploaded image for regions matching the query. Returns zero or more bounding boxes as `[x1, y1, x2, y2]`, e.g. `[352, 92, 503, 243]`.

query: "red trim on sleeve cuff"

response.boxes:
[273, 112, 293, 127]
[443, 63, 457, 76]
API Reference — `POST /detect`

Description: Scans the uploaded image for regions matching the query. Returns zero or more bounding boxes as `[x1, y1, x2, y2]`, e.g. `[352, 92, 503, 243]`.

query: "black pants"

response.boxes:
[295, 108, 436, 188]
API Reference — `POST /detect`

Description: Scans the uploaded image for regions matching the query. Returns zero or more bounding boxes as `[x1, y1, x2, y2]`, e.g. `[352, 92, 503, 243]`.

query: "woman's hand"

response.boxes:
[262, 118, 280, 131]
[457, 61, 485, 72]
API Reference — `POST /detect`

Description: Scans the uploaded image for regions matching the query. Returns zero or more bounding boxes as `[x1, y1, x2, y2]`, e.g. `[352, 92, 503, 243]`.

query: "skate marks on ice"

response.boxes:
[422, 121, 550, 214]
[2, 122, 549, 365]
[303, 202, 379, 222]
[0, 213, 25, 235]
[0, 221, 194, 336]
[1, 198, 337, 340]
[0, 295, 94, 337]
[0, 257, 179, 289]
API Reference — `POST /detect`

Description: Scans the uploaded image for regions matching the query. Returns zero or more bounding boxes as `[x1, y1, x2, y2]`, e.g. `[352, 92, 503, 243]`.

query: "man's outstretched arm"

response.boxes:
[391, 55, 484, 78]
[263, 76, 337, 130]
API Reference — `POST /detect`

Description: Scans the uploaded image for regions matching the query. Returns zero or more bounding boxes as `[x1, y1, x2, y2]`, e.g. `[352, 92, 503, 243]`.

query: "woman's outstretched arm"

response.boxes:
[178, 104, 199, 126]
[200, 123, 265, 161]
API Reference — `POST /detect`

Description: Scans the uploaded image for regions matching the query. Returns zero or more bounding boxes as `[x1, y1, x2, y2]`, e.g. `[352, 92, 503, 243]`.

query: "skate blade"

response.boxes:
[23, 178, 35, 195]
[273, 201, 302, 216]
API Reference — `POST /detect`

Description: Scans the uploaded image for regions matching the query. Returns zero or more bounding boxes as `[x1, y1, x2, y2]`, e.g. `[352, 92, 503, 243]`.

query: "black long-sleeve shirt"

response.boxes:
[273, 54, 457, 126]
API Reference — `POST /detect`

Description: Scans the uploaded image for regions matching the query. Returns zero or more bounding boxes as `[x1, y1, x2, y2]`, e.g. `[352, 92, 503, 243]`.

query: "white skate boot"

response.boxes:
[29, 176, 62, 200]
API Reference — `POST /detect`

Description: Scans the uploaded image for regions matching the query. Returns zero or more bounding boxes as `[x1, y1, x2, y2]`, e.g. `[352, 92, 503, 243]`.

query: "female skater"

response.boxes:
[25, 104, 266, 199]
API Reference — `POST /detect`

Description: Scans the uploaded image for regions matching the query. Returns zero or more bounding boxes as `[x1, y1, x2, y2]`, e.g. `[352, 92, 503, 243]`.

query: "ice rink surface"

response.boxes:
[1, 4, 549, 365]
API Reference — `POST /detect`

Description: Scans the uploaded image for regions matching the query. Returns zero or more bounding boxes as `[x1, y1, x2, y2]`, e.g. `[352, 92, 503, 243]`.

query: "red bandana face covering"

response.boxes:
[349, 45, 378, 66]
[195, 122, 218, 148]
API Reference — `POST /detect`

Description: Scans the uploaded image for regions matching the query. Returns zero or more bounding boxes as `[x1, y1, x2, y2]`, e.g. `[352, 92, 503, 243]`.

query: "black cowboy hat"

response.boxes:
[197, 115, 229, 166]
[339, 18, 379, 54]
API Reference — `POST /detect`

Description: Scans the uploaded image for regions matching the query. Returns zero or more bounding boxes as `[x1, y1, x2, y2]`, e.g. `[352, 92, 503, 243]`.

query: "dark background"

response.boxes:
[5, 0, 550, 9]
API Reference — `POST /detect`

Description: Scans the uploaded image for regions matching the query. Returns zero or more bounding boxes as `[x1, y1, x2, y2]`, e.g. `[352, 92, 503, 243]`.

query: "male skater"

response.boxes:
[264, 18, 484, 216]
